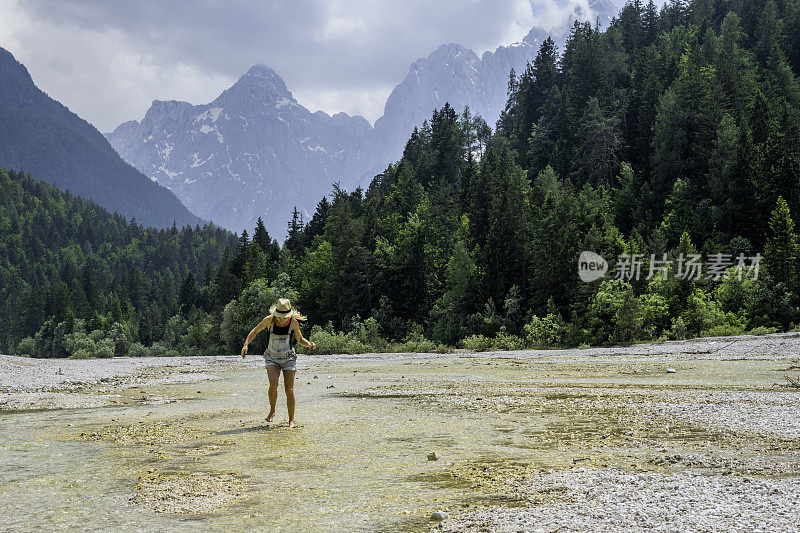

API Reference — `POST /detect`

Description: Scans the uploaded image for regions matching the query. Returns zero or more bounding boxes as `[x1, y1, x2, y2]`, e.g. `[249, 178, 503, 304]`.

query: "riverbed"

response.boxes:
[2, 333, 800, 531]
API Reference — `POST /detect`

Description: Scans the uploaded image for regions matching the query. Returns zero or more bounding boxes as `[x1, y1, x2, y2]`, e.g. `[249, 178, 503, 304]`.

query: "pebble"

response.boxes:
[666, 368, 677, 373]
[431, 511, 448, 521]
[428, 452, 439, 461]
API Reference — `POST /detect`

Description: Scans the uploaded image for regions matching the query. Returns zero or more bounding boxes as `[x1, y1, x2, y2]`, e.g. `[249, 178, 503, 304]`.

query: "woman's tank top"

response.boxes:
[265, 317, 294, 357]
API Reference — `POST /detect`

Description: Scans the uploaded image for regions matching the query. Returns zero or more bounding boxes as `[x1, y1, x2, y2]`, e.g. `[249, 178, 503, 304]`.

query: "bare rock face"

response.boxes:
[368, 0, 620, 174]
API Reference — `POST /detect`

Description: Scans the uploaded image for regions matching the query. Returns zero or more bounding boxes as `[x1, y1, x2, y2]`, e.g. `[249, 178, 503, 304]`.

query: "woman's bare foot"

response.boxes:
[266, 411, 275, 422]
[288, 420, 296, 428]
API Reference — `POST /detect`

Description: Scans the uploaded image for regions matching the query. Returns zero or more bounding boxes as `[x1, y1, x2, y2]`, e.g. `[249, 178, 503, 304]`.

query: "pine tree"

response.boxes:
[429, 103, 464, 188]
[253, 217, 271, 252]
[305, 196, 330, 242]
[236, 230, 250, 253]
[764, 196, 800, 290]
[285, 207, 305, 255]
[179, 272, 199, 316]
[577, 97, 622, 185]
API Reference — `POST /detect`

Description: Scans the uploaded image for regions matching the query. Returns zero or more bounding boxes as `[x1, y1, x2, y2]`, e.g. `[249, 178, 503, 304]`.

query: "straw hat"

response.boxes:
[269, 298, 294, 317]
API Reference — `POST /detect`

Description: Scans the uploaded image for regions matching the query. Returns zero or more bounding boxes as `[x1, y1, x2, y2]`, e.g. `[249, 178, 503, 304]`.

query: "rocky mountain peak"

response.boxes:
[245, 63, 278, 77]
[105, 7, 626, 236]
[427, 43, 479, 63]
[142, 99, 194, 125]
[523, 27, 550, 47]
[213, 63, 296, 109]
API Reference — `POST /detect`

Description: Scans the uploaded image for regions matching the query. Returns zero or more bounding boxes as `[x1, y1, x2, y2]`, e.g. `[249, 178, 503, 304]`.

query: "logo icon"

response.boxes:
[578, 251, 607, 282]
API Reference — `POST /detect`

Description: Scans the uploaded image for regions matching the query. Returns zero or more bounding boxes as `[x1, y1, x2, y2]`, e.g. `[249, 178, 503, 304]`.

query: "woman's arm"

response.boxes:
[292, 320, 316, 350]
[241, 316, 271, 357]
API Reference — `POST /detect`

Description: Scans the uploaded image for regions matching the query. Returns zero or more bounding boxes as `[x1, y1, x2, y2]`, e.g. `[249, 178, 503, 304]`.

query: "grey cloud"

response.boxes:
[2, 0, 624, 130]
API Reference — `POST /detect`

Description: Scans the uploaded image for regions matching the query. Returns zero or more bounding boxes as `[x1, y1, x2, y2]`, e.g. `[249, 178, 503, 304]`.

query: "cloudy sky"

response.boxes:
[0, 0, 624, 132]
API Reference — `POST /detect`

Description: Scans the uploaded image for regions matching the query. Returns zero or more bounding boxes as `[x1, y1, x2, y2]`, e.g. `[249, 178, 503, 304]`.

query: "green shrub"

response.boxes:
[638, 291, 671, 340]
[523, 314, 567, 348]
[387, 338, 444, 353]
[341, 315, 387, 351]
[88, 329, 105, 343]
[747, 326, 779, 336]
[700, 323, 745, 337]
[162, 315, 187, 348]
[65, 331, 97, 358]
[669, 316, 687, 340]
[127, 342, 150, 358]
[16, 337, 36, 356]
[148, 342, 169, 357]
[682, 288, 727, 336]
[362, 317, 386, 349]
[309, 325, 370, 354]
[461, 334, 493, 351]
[586, 279, 643, 344]
[491, 328, 525, 350]
[95, 338, 115, 358]
[108, 322, 133, 356]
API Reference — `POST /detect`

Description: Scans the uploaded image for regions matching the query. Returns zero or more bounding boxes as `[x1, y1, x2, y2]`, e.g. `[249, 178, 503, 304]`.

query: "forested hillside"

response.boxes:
[0, 168, 242, 357]
[257, 0, 800, 350]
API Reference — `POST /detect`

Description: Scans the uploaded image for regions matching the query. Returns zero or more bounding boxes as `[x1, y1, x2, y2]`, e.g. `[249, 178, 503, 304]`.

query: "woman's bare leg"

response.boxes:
[266, 364, 281, 422]
[283, 369, 296, 427]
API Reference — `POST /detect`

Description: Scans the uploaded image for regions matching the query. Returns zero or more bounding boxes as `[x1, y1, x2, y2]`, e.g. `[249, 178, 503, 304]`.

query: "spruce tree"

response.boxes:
[764, 196, 800, 291]
[253, 217, 271, 252]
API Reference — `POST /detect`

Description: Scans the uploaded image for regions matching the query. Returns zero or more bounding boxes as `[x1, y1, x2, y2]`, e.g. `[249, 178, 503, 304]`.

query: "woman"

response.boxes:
[241, 298, 316, 427]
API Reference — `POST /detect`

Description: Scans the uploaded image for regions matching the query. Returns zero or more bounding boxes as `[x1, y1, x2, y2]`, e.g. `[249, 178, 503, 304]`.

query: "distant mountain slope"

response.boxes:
[0, 46, 203, 229]
[0, 166, 239, 356]
[106, 65, 376, 235]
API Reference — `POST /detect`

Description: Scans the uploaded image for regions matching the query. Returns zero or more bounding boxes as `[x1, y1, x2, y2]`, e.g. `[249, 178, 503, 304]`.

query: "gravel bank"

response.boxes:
[2, 332, 799, 531]
[2, 331, 799, 410]
[484, 331, 800, 361]
[438, 468, 800, 532]
[0, 354, 255, 409]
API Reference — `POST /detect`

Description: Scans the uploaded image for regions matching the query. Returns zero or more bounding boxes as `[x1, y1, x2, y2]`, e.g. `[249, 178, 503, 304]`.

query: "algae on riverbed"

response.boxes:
[132, 470, 247, 514]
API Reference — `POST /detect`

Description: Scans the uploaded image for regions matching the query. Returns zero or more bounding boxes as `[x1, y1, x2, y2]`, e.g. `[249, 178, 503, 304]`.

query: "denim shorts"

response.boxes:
[263, 350, 297, 371]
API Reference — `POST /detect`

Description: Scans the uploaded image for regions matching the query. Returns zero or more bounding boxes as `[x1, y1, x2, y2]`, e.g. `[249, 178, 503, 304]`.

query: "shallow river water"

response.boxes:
[1, 352, 799, 532]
